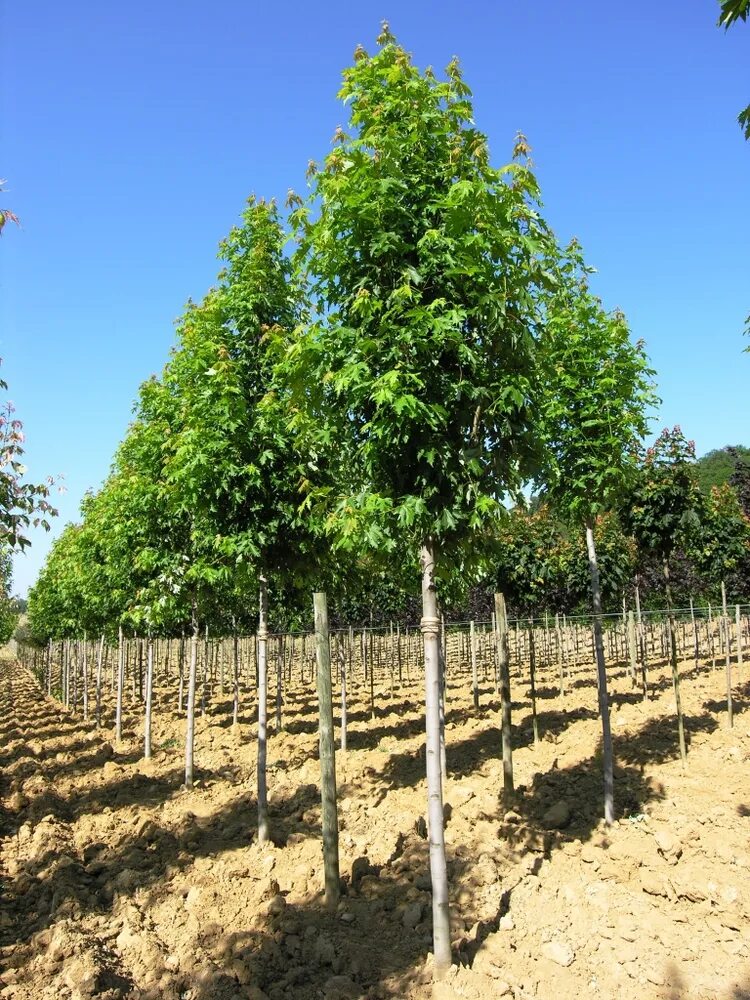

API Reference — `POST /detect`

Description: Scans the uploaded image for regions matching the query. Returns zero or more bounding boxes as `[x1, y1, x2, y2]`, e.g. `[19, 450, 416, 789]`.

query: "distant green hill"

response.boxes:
[695, 445, 750, 494]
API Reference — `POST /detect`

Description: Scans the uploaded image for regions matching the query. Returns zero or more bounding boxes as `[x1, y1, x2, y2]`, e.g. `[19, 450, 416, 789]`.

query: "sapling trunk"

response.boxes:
[721, 581, 733, 728]
[438, 632, 447, 780]
[115, 627, 124, 744]
[528, 621, 539, 745]
[585, 522, 615, 826]
[397, 624, 403, 684]
[185, 620, 199, 788]
[470, 620, 479, 711]
[627, 611, 638, 691]
[369, 631, 375, 721]
[663, 559, 687, 762]
[275, 636, 283, 732]
[81, 635, 89, 722]
[421, 541, 451, 979]
[137, 639, 143, 703]
[494, 592, 514, 803]
[232, 628, 240, 727]
[338, 640, 347, 753]
[144, 636, 154, 759]
[736, 605, 744, 681]
[200, 627, 209, 717]
[95, 635, 104, 728]
[177, 636, 185, 711]
[690, 598, 699, 670]
[257, 573, 270, 844]
[313, 592, 340, 908]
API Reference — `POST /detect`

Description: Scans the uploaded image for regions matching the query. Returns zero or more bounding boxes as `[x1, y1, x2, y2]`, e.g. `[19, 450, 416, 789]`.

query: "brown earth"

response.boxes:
[0, 647, 749, 1000]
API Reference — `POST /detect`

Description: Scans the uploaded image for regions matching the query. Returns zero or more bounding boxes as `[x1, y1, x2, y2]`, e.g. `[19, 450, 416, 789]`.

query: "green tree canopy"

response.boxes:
[694, 444, 750, 495]
[286, 28, 560, 569]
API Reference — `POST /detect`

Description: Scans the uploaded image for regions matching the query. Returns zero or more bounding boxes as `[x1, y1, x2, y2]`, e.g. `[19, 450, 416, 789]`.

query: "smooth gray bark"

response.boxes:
[314, 591, 340, 908]
[585, 522, 615, 826]
[338, 639, 347, 753]
[494, 592, 514, 803]
[528, 622, 539, 745]
[663, 559, 687, 762]
[95, 635, 104, 728]
[144, 637, 154, 759]
[722, 581, 733, 728]
[736, 605, 744, 681]
[421, 541, 452, 979]
[275, 636, 283, 732]
[115, 627, 124, 743]
[232, 627, 240, 727]
[81, 634, 89, 722]
[470, 620, 479, 711]
[185, 621, 199, 788]
[257, 573, 270, 843]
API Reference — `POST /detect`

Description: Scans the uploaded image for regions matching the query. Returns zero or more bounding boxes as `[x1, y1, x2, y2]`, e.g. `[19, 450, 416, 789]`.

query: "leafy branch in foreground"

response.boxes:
[0, 363, 58, 552]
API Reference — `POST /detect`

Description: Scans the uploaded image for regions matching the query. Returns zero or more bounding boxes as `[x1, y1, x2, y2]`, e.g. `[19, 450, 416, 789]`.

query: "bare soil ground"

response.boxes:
[0, 649, 749, 1000]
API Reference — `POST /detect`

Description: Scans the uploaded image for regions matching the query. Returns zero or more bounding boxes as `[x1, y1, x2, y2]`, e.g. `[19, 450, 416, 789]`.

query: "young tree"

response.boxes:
[162, 198, 318, 839]
[626, 427, 703, 761]
[691, 483, 750, 723]
[493, 504, 570, 616]
[285, 27, 559, 976]
[693, 483, 750, 597]
[539, 243, 656, 823]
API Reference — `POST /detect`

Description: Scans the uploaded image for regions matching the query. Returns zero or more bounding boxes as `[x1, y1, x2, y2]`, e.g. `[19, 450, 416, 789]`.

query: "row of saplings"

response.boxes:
[19, 588, 748, 980]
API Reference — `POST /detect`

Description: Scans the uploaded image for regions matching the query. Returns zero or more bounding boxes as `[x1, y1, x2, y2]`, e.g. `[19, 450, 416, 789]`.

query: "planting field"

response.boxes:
[0, 646, 749, 1000]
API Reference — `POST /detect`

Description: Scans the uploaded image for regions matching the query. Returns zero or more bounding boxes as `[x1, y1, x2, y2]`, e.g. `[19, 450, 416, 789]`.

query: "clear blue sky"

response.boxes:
[1, 1, 748, 596]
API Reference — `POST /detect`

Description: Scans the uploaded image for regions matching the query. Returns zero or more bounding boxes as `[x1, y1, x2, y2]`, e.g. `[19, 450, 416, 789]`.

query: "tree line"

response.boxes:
[19, 28, 750, 978]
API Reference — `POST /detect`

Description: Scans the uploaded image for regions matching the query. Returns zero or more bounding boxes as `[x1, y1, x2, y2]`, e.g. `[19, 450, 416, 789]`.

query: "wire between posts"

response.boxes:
[420, 616, 441, 635]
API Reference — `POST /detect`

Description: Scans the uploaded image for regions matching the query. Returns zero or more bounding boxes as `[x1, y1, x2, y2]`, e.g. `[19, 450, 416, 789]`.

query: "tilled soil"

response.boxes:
[0, 649, 749, 1000]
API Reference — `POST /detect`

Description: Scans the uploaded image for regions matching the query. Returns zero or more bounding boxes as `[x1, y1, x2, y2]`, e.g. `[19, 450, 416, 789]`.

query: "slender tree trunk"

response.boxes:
[257, 573, 270, 844]
[94, 635, 104, 728]
[555, 613, 564, 697]
[232, 624, 240, 727]
[144, 636, 154, 759]
[437, 629, 447, 780]
[81, 634, 89, 722]
[721, 580, 733, 728]
[528, 621, 539, 745]
[690, 597, 699, 670]
[585, 522, 615, 826]
[137, 639, 143, 703]
[184, 619, 199, 788]
[115, 627, 124, 743]
[421, 541, 452, 979]
[663, 559, 687, 762]
[275, 636, 283, 732]
[470, 620, 479, 711]
[369, 631, 375, 721]
[313, 592, 340, 908]
[494, 592, 514, 804]
[338, 640, 348, 753]
[177, 635, 185, 711]
[736, 605, 744, 682]
[627, 610, 643, 700]
[397, 624, 403, 684]
[200, 627, 209, 717]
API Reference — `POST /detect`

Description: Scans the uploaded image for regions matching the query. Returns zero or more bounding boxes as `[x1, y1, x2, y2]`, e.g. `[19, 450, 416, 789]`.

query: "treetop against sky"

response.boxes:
[1, 0, 748, 595]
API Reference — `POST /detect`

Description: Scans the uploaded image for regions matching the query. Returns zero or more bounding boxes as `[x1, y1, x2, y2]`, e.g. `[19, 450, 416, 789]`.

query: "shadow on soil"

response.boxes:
[0, 657, 744, 999]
